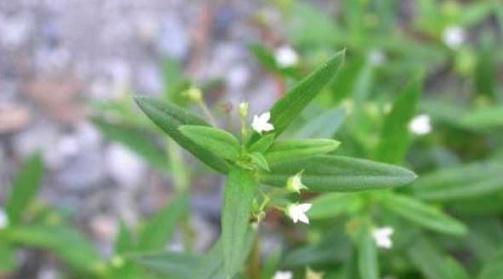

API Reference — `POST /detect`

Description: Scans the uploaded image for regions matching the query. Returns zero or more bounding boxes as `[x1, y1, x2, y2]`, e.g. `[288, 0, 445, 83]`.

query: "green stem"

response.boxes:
[197, 99, 217, 127]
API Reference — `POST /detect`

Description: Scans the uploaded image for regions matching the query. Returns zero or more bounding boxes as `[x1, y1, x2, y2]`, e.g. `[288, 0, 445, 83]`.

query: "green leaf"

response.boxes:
[478, 248, 503, 279]
[265, 139, 340, 164]
[137, 194, 188, 252]
[412, 162, 503, 201]
[375, 79, 421, 164]
[114, 220, 133, 254]
[6, 153, 44, 225]
[294, 107, 346, 139]
[3, 225, 101, 272]
[249, 152, 270, 171]
[132, 251, 199, 279]
[248, 134, 275, 153]
[250, 50, 345, 143]
[357, 224, 379, 279]
[179, 125, 240, 161]
[407, 236, 470, 279]
[0, 244, 16, 272]
[308, 193, 363, 219]
[92, 117, 168, 169]
[460, 106, 503, 130]
[134, 96, 229, 173]
[381, 193, 466, 236]
[222, 167, 256, 277]
[195, 228, 256, 279]
[260, 155, 416, 192]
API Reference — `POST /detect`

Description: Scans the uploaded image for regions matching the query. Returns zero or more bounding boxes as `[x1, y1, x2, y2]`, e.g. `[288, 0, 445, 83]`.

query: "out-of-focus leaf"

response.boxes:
[0, 244, 16, 272]
[137, 194, 188, 252]
[250, 51, 345, 143]
[179, 125, 240, 161]
[381, 193, 466, 236]
[461, 106, 503, 130]
[265, 139, 340, 164]
[222, 167, 255, 277]
[407, 236, 470, 279]
[375, 79, 421, 164]
[114, 220, 133, 255]
[474, 35, 496, 99]
[132, 251, 199, 279]
[134, 96, 229, 173]
[3, 225, 101, 272]
[357, 224, 379, 279]
[478, 248, 503, 279]
[412, 162, 503, 201]
[260, 155, 416, 192]
[92, 117, 168, 169]
[466, 218, 503, 261]
[294, 107, 346, 139]
[308, 193, 363, 219]
[6, 153, 44, 225]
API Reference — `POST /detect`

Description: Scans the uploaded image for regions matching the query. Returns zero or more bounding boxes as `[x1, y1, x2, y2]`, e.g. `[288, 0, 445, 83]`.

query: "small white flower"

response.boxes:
[368, 50, 385, 66]
[287, 171, 307, 193]
[442, 26, 466, 49]
[287, 203, 312, 224]
[372, 227, 394, 249]
[275, 45, 299, 68]
[0, 208, 9, 229]
[408, 114, 432, 135]
[273, 270, 293, 279]
[252, 112, 274, 134]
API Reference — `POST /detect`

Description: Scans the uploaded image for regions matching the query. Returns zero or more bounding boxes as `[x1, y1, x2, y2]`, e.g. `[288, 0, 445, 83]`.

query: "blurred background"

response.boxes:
[0, 0, 502, 278]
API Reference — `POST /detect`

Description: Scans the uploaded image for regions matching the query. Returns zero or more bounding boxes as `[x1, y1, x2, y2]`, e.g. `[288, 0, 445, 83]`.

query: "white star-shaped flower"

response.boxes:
[273, 270, 293, 279]
[287, 203, 312, 224]
[287, 171, 307, 193]
[275, 45, 299, 68]
[372, 226, 394, 249]
[252, 112, 274, 134]
[408, 114, 432, 135]
[0, 208, 9, 229]
[442, 26, 466, 49]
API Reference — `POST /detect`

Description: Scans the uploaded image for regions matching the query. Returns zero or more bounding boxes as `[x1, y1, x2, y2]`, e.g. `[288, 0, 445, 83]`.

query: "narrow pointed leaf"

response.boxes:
[179, 125, 240, 161]
[248, 133, 275, 153]
[265, 139, 340, 164]
[260, 155, 416, 192]
[6, 153, 44, 225]
[375, 78, 420, 164]
[134, 96, 229, 173]
[250, 152, 270, 171]
[249, 51, 345, 143]
[382, 193, 466, 235]
[222, 167, 256, 277]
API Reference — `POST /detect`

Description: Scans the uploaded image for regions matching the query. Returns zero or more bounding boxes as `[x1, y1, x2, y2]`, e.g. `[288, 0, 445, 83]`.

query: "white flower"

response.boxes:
[273, 270, 293, 279]
[252, 112, 274, 134]
[442, 26, 466, 49]
[287, 203, 312, 224]
[372, 227, 394, 249]
[287, 171, 307, 193]
[368, 50, 385, 66]
[408, 114, 432, 135]
[275, 45, 299, 68]
[0, 208, 9, 229]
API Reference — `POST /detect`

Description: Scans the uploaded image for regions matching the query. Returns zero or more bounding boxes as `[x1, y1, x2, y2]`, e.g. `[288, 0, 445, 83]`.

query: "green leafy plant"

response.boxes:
[133, 51, 417, 278]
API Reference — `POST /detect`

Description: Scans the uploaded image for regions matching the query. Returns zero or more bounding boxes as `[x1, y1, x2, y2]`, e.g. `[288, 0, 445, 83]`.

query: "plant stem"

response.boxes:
[197, 99, 217, 127]
[246, 234, 261, 279]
